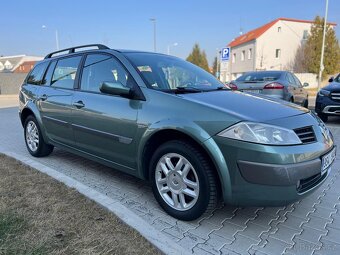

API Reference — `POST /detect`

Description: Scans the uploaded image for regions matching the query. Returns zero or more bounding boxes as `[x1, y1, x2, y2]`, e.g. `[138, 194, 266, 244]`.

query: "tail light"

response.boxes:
[228, 82, 238, 90]
[263, 82, 284, 90]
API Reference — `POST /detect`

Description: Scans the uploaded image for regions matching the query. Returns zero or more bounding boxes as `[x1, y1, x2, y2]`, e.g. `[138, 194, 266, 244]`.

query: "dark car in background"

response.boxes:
[315, 73, 340, 122]
[229, 71, 309, 107]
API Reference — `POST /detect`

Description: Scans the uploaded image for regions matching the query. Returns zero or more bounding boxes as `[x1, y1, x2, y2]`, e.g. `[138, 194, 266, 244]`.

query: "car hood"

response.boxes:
[323, 82, 340, 92]
[178, 90, 309, 122]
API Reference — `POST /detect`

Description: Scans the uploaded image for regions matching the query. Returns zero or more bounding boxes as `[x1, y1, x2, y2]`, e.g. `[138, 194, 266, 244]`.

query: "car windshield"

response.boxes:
[236, 72, 282, 82]
[334, 74, 340, 82]
[125, 52, 227, 92]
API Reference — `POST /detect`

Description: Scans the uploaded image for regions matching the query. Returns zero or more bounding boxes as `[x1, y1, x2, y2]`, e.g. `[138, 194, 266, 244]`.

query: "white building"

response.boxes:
[0, 55, 43, 73]
[220, 18, 336, 82]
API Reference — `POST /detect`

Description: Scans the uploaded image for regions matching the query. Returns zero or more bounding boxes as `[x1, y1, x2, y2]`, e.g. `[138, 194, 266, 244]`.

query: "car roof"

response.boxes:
[39, 45, 166, 65]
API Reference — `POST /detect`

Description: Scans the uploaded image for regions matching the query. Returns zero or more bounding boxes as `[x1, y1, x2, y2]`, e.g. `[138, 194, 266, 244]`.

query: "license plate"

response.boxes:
[243, 89, 261, 94]
[321, 147, 336, 174]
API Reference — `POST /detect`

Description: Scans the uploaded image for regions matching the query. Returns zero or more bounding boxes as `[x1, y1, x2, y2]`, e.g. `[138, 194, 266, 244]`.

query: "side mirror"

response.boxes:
[303, 82, 309, 87]
[100, 81, 132, 97]
[328, 77, 334, 83]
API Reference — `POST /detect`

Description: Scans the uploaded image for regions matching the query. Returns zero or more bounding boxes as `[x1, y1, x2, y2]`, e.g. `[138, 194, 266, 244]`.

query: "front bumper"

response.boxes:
[237, 158, 322, 186]
[210, 114, 335, 206]
[315, 95, 340, 115]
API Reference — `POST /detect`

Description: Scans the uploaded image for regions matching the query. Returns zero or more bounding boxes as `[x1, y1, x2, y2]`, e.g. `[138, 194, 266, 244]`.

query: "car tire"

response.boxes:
[303, 100, 308, 108]
[24, 115, 54, 157]
[150, 140, 218, 221]
[318, 113, 328, 123]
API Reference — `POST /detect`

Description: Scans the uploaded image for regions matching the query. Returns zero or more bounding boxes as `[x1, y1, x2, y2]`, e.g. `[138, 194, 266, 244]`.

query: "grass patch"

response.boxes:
[0, 154, 159, 255]
[0, 212, 25, 241]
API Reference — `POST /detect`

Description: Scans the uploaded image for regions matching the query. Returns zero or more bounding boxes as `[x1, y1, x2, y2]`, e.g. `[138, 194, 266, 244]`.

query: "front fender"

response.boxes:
[136, 118, 232, 202]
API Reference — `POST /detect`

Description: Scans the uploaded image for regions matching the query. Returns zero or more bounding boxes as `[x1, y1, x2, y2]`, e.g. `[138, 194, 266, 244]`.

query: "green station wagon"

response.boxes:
[19, 45, 336, 220]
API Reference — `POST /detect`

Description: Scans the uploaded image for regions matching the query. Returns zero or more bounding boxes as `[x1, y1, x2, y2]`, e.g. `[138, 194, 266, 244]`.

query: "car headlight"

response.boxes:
[318, 89, 331, 97]
[218, 122, 302, 145]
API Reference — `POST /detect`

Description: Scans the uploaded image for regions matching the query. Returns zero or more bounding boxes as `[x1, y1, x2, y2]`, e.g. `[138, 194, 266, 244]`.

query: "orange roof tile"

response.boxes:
[19, 61, 37, 66]
[228, 17, 337, 48]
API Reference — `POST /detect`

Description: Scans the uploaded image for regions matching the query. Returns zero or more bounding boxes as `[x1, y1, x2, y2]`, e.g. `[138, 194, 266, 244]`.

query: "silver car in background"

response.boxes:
[229, 71, 309, 108]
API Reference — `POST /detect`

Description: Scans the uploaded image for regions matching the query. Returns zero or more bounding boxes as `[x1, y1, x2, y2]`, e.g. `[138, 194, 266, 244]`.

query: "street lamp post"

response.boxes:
[42, 25, 60, 50]
[318, 0, 329, 91]
[149, 18, 156, 52]
[167, 43, 178, 55]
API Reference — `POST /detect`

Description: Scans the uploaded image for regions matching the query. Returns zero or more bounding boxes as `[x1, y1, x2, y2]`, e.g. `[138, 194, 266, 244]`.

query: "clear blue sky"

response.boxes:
[1, 0, 339, 65]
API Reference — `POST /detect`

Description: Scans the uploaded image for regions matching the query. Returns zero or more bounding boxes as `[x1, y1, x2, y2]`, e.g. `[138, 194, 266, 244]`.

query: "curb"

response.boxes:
[0, 149, 190, 255]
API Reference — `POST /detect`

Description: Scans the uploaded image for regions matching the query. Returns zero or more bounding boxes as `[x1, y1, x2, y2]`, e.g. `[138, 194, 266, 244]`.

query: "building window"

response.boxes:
[232, 53, 236, 63]
[4, 60, 13, 70]
[278, 27, 281, 32]
[275, 49, 281, 59]
[241, 51, 245, 61]
[303, 30, 308, 40]
[248, 49, 252, 60]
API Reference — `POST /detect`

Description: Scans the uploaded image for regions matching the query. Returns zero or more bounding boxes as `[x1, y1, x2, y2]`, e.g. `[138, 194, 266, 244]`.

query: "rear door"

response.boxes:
[292, 73, 307, 105]
[71, 53, 140, 171]
[38, 55, 82, 146]
[286, 72, 301, 104]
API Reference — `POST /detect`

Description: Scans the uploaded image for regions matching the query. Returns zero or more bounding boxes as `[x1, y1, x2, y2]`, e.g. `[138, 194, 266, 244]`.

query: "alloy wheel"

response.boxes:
[155, 153, 200, 211]
[26, 120, 39, 152]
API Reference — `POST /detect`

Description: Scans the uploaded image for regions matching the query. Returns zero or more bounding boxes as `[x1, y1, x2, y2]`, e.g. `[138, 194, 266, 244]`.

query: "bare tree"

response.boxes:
[293, 43, 308, 73]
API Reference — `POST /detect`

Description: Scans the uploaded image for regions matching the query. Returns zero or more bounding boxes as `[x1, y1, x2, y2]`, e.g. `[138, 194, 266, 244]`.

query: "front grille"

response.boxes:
[331, 92, 340, 101]
[294, 126, 316, 144]
[297, 173, 327, 193]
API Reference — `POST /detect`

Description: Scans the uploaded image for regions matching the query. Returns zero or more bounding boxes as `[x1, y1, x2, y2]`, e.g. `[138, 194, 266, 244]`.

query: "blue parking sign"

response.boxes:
[221, 47, 230, 61]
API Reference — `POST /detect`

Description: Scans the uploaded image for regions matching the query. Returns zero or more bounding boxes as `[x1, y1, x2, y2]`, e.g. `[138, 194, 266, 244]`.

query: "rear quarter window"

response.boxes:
[26, 62, 49, 85]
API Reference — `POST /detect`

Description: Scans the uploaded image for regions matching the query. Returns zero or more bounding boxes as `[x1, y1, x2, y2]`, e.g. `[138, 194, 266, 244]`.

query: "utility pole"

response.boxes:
[318, 0, 329, 91]
[150, 18, 156, 52]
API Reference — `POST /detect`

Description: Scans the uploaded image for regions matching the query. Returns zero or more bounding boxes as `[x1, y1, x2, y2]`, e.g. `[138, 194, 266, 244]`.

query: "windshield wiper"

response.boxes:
[215, 86, 230, 90]
[174, 86, 203, 93]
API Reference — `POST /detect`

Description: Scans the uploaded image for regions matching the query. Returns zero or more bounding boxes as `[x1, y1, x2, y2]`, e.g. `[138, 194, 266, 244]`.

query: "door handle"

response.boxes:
[73, 101, 85, 108]
[39, 94, 48, 101]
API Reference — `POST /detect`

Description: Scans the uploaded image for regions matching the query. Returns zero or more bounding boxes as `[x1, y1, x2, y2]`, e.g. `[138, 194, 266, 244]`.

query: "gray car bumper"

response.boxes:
[237, 158, 323, 186]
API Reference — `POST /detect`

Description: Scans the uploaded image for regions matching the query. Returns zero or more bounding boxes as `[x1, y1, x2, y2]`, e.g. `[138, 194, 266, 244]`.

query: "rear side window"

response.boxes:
[292, 74, 302, 87]
[51, 56, 82, 89]
[286, 73, 296, 85]
[26, 62, 49, 85]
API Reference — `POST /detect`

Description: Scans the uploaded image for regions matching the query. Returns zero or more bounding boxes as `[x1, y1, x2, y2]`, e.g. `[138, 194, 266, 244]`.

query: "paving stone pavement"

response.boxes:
[0, 105, 339, 255]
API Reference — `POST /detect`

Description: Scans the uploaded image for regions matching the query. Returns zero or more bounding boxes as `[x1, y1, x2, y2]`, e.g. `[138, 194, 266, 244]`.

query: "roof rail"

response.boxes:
[44, 44, 109, 59]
